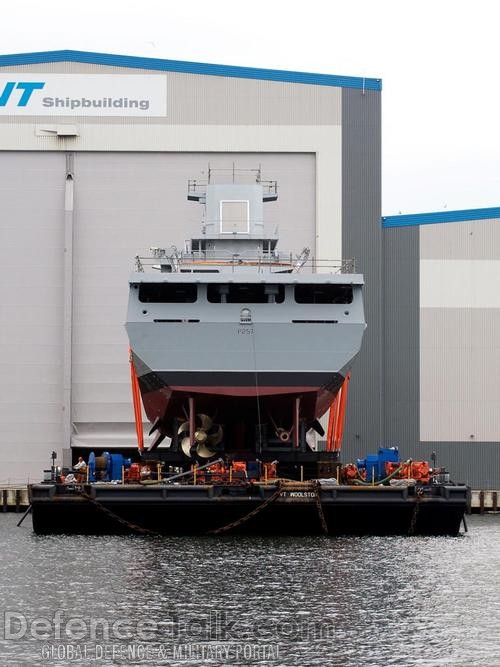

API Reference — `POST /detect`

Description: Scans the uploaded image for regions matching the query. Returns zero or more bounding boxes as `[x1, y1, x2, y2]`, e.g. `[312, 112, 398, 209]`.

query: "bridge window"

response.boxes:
[294, 284, 353, 304]
[139, 283, 197, 303]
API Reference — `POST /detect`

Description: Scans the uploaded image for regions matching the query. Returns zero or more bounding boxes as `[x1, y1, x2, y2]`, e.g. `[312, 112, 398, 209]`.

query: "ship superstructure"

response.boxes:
[125, 168, 365, 466]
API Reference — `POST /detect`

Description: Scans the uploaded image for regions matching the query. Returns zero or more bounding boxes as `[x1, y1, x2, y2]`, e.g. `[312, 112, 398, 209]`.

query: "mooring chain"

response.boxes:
[408, 487, 424, 536]
[79, 490, 160, 537]
[315, 481, 329, 535]
[207, 482, 283, 535]
[78, 480, 329, 537]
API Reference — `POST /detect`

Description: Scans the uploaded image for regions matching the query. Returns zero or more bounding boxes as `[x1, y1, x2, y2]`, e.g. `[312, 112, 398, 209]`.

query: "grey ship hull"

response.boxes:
[127, 306, 365, 429]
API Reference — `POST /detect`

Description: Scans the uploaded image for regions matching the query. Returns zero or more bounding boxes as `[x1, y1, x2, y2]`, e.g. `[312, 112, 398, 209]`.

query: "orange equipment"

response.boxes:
[140, 465, 152, 480]
[262, 462, 277, 480]
[326, 373, 351, 452]
[125, 463, 141, 483]
[342, 463, 362, 483]
[205, 461, 226, 482]
[232, 461, 247, 474]
[230, 461, 247, 483]
[385, 461, 430, 484]
[129, 348, 144, 452]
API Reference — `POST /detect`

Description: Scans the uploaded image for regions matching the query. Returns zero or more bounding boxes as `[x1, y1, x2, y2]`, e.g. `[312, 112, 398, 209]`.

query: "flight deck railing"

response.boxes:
[133, 255, 357, 274]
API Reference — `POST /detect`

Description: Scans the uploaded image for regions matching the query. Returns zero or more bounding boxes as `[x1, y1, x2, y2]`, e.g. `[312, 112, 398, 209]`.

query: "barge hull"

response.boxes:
[29, 483, 467, 537]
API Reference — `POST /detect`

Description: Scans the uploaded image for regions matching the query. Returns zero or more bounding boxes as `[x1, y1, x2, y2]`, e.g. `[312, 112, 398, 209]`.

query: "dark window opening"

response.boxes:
[153, 319, 200, 323]
[207, 284, 285, 304]
[292, 319, 338, 324]
[180, 269, 219, 273]
[139, 283, 197, 303]
[294, 284, 353, 304]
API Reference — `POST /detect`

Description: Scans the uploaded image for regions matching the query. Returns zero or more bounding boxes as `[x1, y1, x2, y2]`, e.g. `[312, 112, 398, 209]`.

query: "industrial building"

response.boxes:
[371, 208, 500, 488]
[0, 50, 381, 483]
[0, 50, 496, 488]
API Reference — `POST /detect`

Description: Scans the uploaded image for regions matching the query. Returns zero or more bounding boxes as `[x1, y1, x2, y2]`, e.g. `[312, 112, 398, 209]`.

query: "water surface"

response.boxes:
[1, 514, 499, 666]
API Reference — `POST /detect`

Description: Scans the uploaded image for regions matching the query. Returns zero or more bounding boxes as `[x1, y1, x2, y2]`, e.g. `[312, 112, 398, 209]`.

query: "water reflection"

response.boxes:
[0, 515, 499, 666]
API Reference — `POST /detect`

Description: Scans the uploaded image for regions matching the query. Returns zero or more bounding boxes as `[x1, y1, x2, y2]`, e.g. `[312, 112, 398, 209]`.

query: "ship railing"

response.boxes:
[187, 178, 278, 197]
[133, 254, 356, 274]
[188, 165, 278, 191]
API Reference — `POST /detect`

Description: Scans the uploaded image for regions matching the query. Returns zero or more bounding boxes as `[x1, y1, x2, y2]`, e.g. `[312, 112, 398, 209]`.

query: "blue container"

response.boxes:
[100, 451, 111, 482]
[247, 461, 260, 479]
[109, 453, 124, 481]
[357, 447, 400, 482]
[365, 454, 380, 482]
[87, 452, 131, 482]
[88, 452, 96, 482]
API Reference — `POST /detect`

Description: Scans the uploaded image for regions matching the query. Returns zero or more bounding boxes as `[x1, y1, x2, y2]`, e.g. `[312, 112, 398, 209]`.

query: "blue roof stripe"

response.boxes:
[0, 49, 382, 91]
[382, 206, 500, 228]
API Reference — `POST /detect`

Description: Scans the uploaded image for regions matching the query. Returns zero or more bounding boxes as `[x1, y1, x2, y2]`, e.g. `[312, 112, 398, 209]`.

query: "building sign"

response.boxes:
[0, 74, 167, 116]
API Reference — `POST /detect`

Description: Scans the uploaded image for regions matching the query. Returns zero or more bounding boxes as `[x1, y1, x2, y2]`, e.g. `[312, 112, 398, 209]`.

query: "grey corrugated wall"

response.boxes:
[382, 226, 420, 448]
[341, 88, 382, 459]
[381, 225, 500, 488]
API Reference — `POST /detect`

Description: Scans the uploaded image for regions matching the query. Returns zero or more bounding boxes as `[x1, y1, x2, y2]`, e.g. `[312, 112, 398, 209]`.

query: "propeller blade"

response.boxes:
[178, 414, 220, 457]
[196, 442, 217, 459]
[178, 420, 190, 435]
[198, 414, 213, 431]
[181, 437, 193, 458]
[206, 424, 223, 447]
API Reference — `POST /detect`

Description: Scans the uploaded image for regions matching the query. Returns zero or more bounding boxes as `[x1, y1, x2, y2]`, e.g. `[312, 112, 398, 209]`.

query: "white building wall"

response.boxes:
[420, 218, 500, 442]
[0, 153, 65, 482]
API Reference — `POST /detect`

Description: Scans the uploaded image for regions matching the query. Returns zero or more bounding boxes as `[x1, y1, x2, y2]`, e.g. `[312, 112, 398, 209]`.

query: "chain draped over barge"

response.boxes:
[73, 480, 331, 537]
